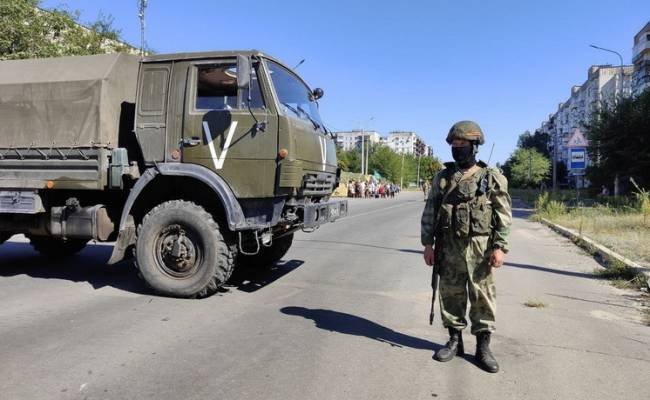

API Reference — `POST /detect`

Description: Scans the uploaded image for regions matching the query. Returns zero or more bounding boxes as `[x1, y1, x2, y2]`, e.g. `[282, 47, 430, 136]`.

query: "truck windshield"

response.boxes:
[266, 60, 324, 131]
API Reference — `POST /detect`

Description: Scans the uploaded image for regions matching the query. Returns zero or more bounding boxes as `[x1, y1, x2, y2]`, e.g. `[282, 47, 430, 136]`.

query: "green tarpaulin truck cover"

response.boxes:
[0, 53, 140, 149]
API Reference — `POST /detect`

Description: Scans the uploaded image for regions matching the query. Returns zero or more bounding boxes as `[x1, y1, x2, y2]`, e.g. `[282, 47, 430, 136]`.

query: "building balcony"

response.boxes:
[633, 40, 650, 63]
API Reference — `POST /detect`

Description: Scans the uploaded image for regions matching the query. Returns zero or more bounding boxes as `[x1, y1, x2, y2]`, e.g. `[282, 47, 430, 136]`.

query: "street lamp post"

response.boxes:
[361, 126, 366, 175]
[589, 44, 625, 97]
[589, 44, 625, 195]
[400, 151, 405, 189]
[355, 117, 374, 176]
[416, 153, 422, 188]
[552, 129, 558, 191]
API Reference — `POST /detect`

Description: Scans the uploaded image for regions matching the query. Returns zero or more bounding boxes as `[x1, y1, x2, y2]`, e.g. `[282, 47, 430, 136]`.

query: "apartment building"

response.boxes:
[632, 21, 650, 96]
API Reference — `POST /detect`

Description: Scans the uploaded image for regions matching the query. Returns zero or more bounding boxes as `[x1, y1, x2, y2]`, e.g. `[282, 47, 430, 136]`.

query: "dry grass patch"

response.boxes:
[543, 207, 650, 267]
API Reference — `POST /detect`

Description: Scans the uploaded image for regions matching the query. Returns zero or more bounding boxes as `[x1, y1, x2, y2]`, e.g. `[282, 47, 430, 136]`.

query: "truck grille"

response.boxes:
[300, 173, 335, 196]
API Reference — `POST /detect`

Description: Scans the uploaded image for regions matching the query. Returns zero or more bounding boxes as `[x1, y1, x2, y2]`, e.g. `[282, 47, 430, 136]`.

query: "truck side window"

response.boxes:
[195, 63, 264, 110]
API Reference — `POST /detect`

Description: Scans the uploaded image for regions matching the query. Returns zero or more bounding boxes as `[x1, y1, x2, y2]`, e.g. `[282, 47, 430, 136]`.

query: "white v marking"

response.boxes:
[202, 121, 238, 170]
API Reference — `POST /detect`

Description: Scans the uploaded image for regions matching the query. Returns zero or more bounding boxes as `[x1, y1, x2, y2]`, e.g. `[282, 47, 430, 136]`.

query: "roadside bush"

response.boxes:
[629, 178, 650, 225]
[534, 192, 567, 220]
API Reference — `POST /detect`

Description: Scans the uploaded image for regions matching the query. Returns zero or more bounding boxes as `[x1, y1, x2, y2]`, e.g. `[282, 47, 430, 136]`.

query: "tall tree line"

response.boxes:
[585, 89, 650, 192]
[337, 143, 443, 185]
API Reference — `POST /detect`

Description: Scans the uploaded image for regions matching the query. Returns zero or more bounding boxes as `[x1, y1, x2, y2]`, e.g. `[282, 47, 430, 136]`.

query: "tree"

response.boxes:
[420, 155, 443, 183]
[336, 147, 361, 173]
[507, 148, 551, 188]
[517, 129, 551, 158]
[368, 145, 401, 182]
[0, 0, 131, 60]
[585, 89, 650, 192]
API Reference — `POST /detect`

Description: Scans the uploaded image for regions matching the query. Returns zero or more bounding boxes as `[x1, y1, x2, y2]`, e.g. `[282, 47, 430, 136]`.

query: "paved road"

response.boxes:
[0, 191, 648, 400]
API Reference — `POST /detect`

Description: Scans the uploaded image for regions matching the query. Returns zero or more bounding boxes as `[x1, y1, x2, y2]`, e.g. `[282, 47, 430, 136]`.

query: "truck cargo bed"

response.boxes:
[0, 53, 140, 149]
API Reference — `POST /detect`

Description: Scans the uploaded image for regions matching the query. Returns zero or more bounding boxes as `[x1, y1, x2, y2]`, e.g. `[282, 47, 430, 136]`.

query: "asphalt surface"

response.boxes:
[0, 191, 648, 400]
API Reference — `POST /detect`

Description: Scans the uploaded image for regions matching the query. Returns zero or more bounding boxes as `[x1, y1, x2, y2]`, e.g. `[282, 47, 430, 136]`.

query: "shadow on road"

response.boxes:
[399, 249, 423, 255]
[281, 306, 441, 351]
[512, 207, 534, 219]
[0, 241, 149, 294]
[226, 259, 305, 293]
[296, 238, 423, 256]
[504, 261, 594, 279]
[1, 242, 304, 296]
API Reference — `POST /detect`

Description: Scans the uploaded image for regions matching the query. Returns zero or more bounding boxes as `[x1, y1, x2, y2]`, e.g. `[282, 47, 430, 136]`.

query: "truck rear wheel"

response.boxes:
[237, 233, 294, 269]
[135, 200, 234, 298]
[28, 236, 87, 257]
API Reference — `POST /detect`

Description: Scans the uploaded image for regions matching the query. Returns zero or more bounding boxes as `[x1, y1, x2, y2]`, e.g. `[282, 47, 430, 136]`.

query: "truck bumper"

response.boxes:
[303, 199, 348, 228]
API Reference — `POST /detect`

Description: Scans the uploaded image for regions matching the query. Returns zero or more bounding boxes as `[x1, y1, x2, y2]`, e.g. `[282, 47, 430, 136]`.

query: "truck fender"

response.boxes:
[107, 163, 246, 264]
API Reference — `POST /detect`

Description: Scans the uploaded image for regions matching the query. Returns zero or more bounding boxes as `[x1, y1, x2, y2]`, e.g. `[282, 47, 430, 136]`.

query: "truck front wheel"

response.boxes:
[237, 233, 294, 269]
[135, 200, 234, 298]
[28, 236, 87, 257]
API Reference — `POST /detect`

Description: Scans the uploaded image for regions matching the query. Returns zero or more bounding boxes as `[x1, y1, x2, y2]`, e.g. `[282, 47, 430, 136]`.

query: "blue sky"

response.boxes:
[42, 0, 649, 164]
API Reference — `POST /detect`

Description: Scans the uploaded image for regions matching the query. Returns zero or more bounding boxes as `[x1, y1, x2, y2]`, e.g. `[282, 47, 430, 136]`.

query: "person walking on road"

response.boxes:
[420, 121, 512, 373]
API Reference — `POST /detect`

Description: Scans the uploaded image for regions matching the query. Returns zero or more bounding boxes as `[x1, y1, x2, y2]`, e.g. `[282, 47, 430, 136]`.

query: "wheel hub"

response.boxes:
[156, 225, 199, 278]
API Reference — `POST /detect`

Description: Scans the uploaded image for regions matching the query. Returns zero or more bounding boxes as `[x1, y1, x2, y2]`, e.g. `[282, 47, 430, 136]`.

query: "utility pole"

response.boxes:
[138, 0, 148, 57]
[416, 153, 422, 188]
[589, 44, 625, 196]
[528, 150, 532, 184]
[400, 151, 405, 189]
[365, 138, 370, 176]
[360, 128, 364, 175]
[552, 131, 557, 191]
[355, 117, 374, 176]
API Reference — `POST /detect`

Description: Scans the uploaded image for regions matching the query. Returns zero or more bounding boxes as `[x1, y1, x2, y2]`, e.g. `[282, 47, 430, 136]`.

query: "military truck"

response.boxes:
[0, 51, 347, 298]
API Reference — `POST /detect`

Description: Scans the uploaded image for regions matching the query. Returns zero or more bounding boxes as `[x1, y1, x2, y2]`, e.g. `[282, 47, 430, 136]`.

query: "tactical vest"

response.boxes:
[436, 166, 493, 238]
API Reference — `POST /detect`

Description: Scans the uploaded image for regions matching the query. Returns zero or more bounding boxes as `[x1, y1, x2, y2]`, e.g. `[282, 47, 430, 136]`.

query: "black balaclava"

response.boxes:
[452, 142, 478, 169]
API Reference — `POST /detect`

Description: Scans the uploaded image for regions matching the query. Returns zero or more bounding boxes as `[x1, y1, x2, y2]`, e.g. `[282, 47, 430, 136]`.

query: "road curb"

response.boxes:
[540, 218, 650, 290]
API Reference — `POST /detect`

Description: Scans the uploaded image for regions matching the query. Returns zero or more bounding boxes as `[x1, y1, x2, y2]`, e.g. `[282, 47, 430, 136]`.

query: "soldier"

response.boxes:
[421, 121, 512, 373]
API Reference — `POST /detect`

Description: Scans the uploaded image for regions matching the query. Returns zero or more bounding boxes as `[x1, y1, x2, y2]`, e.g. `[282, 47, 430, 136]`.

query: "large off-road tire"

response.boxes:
[28, 236, 88, 257]
[237, 233, 294, 269]
[135, 200, 234, 298]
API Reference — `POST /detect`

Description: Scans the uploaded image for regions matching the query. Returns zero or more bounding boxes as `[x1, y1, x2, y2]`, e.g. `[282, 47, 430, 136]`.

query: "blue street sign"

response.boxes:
[570, 148, 586, 169]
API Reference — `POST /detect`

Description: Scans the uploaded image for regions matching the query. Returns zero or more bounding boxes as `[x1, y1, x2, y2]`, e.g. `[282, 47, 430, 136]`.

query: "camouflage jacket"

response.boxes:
[420, 161, 512, 252]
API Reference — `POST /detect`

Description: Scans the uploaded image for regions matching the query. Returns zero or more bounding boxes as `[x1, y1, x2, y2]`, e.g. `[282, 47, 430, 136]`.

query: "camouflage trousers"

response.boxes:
[437, 234, 496, 335]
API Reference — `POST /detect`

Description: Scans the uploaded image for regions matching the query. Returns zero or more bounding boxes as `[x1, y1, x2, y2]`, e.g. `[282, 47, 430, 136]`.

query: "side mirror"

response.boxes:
[312, 87, 324, 100]
[236, 55, 251, 89]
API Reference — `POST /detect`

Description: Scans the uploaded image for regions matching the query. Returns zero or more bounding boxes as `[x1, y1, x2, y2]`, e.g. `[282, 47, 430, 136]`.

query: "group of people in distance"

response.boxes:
[346, 179, 400, 199]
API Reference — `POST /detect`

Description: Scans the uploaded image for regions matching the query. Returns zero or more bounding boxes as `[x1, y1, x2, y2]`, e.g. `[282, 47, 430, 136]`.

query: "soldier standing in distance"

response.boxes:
[421, 121, 512, 373]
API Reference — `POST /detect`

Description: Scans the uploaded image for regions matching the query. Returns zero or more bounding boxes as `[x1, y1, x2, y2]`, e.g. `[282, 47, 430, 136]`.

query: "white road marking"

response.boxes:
[339, 200, 421, 222]
[202, 120, 238, 170]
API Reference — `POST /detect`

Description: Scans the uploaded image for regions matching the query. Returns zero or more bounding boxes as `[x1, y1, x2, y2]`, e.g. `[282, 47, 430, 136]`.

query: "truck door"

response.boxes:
[135, 63, 171, 164]
[181, 58, 278, 198]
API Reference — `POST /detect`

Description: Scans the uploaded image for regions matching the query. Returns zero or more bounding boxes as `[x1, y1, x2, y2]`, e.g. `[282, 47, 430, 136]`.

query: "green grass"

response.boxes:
[553, 210, 650, 267]
[594, 261, 649, 290]
[523, 300, 547, 308]
[531, 191, 650, 267]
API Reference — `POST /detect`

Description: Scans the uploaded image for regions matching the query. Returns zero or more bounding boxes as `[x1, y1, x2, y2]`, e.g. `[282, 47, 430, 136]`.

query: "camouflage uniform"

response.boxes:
[421, 160, 512, 334]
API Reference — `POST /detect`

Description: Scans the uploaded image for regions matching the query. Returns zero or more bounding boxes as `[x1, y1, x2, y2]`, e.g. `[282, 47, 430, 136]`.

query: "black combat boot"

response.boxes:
[433, 328, 464, 362]
[475, 331, 499, 373]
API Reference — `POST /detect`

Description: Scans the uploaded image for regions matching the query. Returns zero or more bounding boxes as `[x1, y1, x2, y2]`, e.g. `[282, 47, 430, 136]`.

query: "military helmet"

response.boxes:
[446, 120, 485, 145]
